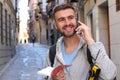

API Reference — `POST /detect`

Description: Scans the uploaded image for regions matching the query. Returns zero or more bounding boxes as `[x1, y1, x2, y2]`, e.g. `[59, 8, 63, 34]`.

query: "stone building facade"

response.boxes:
[108, 0, 120, 79]
[0, 0, 16, 73]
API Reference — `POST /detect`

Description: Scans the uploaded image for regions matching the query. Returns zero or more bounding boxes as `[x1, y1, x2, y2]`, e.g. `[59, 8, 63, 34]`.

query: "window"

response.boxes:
[0, 2, 3, 44]
[116, 0, 120, 11]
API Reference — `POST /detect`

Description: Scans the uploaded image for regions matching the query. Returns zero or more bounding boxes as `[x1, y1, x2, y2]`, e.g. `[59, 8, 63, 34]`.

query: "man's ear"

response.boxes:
[53, 20, 57, 29]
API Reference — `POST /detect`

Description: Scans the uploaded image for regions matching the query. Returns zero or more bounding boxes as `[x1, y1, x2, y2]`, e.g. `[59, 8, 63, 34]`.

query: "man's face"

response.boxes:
[54, 9, 76, 38]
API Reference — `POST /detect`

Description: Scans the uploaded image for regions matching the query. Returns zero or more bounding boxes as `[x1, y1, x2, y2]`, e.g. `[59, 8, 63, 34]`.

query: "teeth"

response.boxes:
[65, 27, 72, 31]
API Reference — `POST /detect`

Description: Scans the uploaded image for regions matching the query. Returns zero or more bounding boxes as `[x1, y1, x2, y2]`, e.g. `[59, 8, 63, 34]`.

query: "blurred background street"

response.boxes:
[0, 43, 49, 80]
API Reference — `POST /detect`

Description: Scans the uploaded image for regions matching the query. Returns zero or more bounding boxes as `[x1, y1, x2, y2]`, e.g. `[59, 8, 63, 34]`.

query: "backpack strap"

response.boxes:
[49, 44, 56, 67]
[86, 46, 93, 66]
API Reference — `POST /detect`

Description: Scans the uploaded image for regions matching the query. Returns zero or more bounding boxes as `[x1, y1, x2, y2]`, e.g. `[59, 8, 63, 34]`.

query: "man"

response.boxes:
[45, 3, 117, 80]
[31, 34, 36, 46]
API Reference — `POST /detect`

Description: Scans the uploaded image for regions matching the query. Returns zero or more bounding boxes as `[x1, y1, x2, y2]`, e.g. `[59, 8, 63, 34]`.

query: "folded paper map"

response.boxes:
[37, 65, 71, 77]
[37, 66, 54, 77]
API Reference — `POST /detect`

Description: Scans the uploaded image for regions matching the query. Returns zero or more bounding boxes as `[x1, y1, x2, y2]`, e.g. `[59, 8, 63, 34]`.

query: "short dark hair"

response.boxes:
[52, 3, 76, 19]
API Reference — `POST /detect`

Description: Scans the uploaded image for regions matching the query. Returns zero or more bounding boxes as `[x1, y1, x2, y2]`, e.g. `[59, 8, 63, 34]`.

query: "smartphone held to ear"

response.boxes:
[76, 17, 80, 28]
[75, 18, 82, 35]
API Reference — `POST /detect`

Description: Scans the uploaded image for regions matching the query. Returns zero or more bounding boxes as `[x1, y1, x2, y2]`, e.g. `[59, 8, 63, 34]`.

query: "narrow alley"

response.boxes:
[0, 43, 49, 80]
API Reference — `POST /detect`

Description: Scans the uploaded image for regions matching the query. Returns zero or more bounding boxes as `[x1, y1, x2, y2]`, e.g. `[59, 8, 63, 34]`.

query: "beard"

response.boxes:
[56, 24, 76, 38]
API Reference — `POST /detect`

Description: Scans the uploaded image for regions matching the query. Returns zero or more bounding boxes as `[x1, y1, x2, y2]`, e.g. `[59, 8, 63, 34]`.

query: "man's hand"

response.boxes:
[52, 69, 65, 80]
[51, 65, 71, 80]
[75, 21, 95, 45]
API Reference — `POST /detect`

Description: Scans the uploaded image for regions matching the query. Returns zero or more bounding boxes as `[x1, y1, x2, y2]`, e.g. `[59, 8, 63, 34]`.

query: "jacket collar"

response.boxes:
[55, 36, 86, 64]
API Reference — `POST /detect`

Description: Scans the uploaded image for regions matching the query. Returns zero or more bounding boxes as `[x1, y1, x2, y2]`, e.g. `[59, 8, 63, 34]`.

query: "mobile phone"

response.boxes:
[76, 16, 79, 28]
[75, 17, 82, 35]
[74, 17, 78, 33]
[76, 16, 81, 28]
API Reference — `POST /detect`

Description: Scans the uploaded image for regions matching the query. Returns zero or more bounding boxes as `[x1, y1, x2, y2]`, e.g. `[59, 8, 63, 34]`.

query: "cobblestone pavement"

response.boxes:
[0, 43, 49, 80]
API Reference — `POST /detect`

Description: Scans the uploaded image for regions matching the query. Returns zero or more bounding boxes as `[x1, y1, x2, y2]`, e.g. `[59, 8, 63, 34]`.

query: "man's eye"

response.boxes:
[68, 16, 74, 20]
[58, 18, 65, 22]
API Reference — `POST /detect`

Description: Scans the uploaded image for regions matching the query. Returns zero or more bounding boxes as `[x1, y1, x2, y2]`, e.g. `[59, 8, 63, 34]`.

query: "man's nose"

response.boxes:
[65, 19, 70, 25]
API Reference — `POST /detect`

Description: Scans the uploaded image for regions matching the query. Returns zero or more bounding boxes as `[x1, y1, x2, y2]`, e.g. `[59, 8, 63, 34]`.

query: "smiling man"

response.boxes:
[54, 8, 76, 38]
[45, 3, 117, 80]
